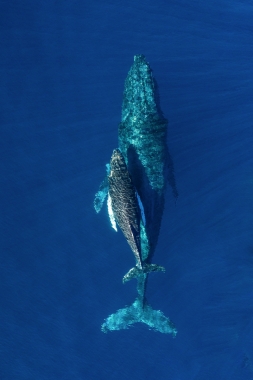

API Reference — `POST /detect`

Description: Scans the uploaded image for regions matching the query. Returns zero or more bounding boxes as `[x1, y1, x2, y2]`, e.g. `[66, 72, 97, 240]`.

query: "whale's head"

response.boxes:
[109, 149, 127, 178]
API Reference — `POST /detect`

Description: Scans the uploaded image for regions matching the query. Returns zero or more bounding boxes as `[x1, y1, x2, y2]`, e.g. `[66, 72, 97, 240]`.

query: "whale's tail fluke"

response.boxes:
[101, 271, 177, 336]
[123, 263, 165, 283]
[101, 298, 177, 336]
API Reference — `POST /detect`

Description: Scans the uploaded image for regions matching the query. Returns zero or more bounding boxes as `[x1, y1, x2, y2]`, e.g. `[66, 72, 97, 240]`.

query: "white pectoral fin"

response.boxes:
[107, 194, 117, 231]
[94, 164, 110, 214]
[136, 192, 146, 226]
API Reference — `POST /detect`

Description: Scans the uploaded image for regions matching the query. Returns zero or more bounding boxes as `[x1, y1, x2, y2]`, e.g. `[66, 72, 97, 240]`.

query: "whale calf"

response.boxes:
[107, 148, 166, 281]
[108, 148, 142, 269]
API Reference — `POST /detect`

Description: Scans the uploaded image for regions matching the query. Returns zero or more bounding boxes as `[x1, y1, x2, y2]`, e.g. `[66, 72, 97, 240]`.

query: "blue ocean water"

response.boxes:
[1, 1, 253, 379]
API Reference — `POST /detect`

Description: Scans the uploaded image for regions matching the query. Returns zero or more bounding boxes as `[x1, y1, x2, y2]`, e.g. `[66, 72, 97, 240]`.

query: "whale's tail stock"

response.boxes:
[101, 272, 177, 336]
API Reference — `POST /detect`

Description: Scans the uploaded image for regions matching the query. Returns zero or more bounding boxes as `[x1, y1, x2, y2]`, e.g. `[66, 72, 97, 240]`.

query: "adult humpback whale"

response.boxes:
[94, 55, 177, 335]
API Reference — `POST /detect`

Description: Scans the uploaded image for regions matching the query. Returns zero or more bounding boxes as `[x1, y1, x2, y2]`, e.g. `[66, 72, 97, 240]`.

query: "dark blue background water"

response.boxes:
[1, 1, 253, 379]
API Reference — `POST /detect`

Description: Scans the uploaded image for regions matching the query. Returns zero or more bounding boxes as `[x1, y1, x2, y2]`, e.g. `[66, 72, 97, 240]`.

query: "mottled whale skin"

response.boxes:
[108, 149, 142, 269]
[119, 54, 178, 262]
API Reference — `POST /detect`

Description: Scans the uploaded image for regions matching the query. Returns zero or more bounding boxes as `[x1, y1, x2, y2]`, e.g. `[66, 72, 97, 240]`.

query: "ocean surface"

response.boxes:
[1, 1, 253, 379]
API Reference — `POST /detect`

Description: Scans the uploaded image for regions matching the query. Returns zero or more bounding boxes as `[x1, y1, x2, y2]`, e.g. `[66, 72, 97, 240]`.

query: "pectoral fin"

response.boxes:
[94, 164, 111, 213]
[136, 191, 146, 226]
[107, 194, 117, 231]
[94, 176, 108, 213]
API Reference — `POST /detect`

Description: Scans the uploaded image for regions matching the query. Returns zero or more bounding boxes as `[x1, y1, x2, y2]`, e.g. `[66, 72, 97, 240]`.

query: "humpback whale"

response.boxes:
[119, 54, 178, 263]
[94, 55, 177, 336]
[108, 148, 142, 269]
[107, 148, 166, 280]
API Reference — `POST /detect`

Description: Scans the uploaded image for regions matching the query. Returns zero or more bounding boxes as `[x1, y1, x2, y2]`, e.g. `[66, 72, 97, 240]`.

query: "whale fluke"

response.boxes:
[101, 272, 177, 336]
[101, 299, 177, 336]
[123, 263, 165, 283]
